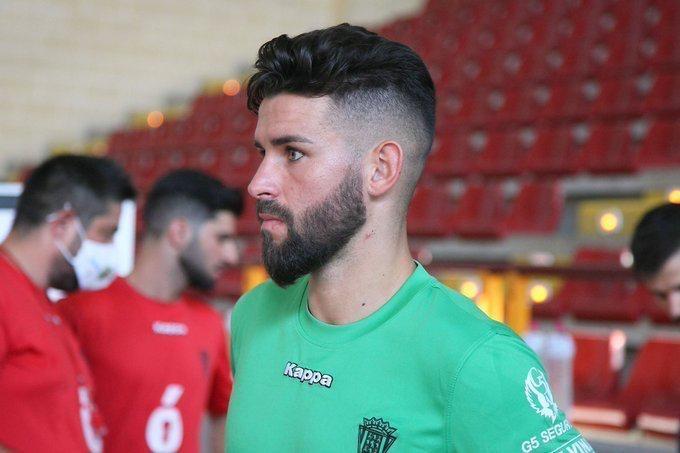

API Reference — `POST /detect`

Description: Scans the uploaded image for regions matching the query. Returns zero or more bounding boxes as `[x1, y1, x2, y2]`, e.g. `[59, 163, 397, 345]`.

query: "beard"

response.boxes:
[48, 240, 80, 292]
[179, 238, 216, 292]
[258, 165, 367, 287]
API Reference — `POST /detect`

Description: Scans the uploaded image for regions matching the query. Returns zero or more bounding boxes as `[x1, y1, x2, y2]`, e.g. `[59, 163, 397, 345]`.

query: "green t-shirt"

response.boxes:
[227, 263, 592, 453]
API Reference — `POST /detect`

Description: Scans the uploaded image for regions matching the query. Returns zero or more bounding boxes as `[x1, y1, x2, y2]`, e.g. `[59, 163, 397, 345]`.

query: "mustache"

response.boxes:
[256, 199, 294, 224]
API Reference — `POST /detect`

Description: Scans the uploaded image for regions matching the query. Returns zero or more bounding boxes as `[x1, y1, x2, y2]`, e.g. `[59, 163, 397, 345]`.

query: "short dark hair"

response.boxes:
[631, 203, 680, 279]
[247, 23, 436, 205]
[143, 169, 243, 238]
[13, 154, 136, 232]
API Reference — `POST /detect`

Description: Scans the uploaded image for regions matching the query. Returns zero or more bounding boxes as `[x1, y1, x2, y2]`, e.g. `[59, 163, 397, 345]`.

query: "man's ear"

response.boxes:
[166, 218, 193, 251]
[365, 141, 404, 198]
[47, 209, 77, 241]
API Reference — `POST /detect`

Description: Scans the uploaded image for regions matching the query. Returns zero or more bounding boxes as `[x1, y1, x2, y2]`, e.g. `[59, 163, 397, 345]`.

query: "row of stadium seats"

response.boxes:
[533, 248, 675, 324]
[108, 114, 680, 188]
[428, 118, 680, 177]
[407, 179, 563, 238]
[384, 0, 680, 86]
[437, 70, 680, 126]
[572, 333, 679, 437]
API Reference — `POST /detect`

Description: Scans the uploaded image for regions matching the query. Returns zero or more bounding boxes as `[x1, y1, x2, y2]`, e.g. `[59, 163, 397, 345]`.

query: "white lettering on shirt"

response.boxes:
[283, 361, 333, 388]
[152, 321, 188, 336]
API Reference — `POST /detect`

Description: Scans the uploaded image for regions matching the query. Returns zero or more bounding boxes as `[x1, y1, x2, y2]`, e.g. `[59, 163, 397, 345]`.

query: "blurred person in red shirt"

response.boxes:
[0, 154, 136, 453]
[59, 169, 242, 453]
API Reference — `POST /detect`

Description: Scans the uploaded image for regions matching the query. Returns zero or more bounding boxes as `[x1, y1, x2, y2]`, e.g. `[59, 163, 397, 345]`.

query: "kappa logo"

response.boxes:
[524, 367, 559, 423]
[283, 361, 333, 388]
[357, 417, 397, 453]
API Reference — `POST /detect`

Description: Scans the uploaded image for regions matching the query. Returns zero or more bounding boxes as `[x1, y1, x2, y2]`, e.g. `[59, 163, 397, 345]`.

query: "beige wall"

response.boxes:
[0, 0, 424, 177]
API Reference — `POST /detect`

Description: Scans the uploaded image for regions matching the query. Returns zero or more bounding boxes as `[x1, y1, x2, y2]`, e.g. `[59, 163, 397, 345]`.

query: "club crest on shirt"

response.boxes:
[357, 417, 397, 453]
[524, 367, 559, 423]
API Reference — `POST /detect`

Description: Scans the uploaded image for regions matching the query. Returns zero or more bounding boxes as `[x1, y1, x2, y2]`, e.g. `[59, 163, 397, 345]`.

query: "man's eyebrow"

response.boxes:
[254, 135, 314, 149]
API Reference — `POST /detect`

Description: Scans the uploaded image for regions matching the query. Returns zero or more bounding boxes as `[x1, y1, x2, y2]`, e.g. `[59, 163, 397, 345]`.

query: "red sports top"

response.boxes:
[0, 250, 101, 453]
[59, 277, 232, 453]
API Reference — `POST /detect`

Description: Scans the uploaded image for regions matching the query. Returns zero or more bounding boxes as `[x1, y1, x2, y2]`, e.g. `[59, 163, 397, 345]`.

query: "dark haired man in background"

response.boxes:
[631, 202, 680, 321]
[60, 169, 242, 453]
[0, 154, 136, 452]
[227, 24, 592, 452]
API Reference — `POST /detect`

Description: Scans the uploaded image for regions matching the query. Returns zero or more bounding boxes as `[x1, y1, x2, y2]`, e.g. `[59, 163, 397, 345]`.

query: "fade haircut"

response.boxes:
[247, 23, 436, 210]
[13, 154, 136, 232]
[143, 169, 243, 238]
[631, 203, 680, 280]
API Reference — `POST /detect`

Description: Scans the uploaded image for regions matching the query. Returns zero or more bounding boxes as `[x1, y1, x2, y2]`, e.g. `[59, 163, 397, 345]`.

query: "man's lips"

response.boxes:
[258, 213, 282, 223]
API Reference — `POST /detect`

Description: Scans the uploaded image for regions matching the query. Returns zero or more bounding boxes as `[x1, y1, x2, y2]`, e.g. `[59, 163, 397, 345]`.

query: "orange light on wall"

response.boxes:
[460, 280, 481, 299]
[147, 111, 164, 128]
[597, 209, 623, 234]
[222, 79, 241, 96]
[668, 188, 680, 204]
[528, 282, 551, 304]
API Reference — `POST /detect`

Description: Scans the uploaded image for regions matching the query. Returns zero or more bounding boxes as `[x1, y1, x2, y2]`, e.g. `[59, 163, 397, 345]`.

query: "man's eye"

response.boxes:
[287, 149, 304, 161]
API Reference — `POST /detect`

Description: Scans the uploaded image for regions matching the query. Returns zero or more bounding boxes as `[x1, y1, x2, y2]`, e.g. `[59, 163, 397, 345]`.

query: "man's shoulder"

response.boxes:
[58, 278, 129, 327]
[62, 278, 125, 307]
[414, 274, 509, 338]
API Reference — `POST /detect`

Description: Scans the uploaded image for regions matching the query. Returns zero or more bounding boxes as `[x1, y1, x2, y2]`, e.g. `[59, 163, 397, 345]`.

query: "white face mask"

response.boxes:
[55, 217, 119, 291]
[72, 238, 119, 291]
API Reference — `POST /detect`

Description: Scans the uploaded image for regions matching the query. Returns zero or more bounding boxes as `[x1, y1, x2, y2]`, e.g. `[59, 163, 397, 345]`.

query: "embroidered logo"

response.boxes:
[282, 361, 333, 388]
[524, 367, 559, 423]
[357, 417, 397, 453]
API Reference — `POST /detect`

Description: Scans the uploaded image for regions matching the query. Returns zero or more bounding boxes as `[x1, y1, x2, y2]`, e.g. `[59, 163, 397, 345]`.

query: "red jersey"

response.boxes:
[0, 251, 101, 453]
[59, 277, 232, 453]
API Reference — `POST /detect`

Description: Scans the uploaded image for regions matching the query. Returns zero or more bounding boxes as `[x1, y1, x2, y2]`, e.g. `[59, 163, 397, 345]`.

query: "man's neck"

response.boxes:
[306, 223, 415, 325]
[127, 241, 187, 302]
[2, 231, 52, 289]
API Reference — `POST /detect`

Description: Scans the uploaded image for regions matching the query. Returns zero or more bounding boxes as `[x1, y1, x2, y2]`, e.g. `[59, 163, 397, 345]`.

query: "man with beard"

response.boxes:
[631, 202, 680, 321]
[59, 170, 242, 453]
[226, 24, 593, 452]
[0, 154, 136, 453]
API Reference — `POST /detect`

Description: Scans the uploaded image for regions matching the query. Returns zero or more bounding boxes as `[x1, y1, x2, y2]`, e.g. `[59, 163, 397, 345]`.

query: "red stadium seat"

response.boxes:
[572, 332, 620, 403]
[554, 248, 642, 322]
[236, 195, 260, 237]
[622, 337, 680, 437]
[407, 180, 456, 237]
[573, 336, 680, 433]
[637, 26, 680, 67]
[584, 78, 633, 118]
[636, 118, 680, 169]
[527, 82, 581, 120]
[424, 129, 479, 177]
[472, 129, 532, 176]
[503, 180, 563, 235]
[639, 72, 680, 113]
[450, 181, 507, 239]
[576, 121, 640, 174]
[520, 125, 584, 175]
[209, 141, 260, 188]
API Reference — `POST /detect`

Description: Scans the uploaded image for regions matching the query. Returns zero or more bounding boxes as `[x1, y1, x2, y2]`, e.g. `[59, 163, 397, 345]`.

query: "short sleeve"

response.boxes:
[207, 323, 232, 416]
[448, 332, 593, 453]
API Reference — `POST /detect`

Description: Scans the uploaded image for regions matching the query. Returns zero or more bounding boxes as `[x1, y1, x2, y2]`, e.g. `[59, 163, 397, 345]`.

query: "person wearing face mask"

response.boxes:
[58, 170, 243, 453]
[0, 154, 136, 453]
